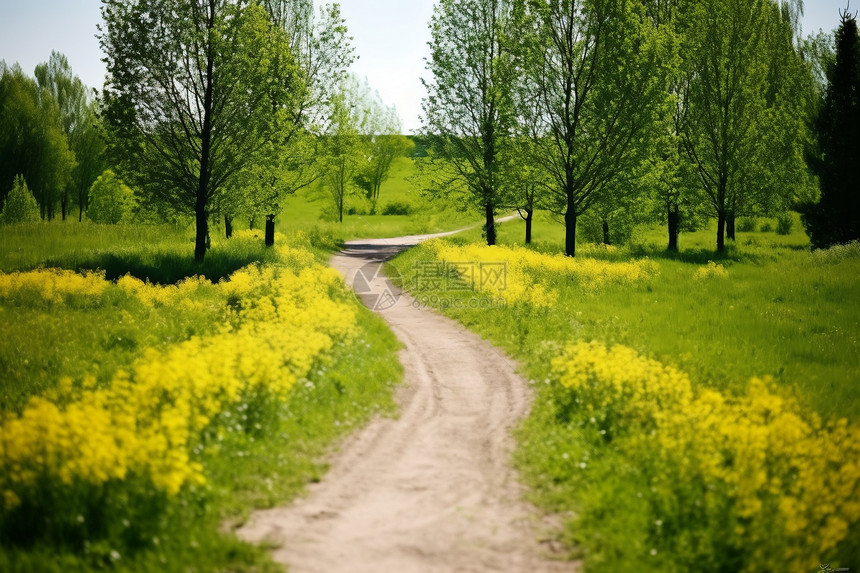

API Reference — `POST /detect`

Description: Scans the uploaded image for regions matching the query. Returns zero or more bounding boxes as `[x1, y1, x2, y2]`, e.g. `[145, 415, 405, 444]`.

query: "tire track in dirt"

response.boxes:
[237, 233, 576, 572]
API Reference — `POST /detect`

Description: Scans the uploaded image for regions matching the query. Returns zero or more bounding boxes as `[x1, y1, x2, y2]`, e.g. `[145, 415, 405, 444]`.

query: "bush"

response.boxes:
[1, 175, 40, 223]
[776, 212, 794, 235]
[737, 217, 757, 232]
[381, 201, 413, 216]
[87, 170, 135, 224]
[760, 220, 774, 233]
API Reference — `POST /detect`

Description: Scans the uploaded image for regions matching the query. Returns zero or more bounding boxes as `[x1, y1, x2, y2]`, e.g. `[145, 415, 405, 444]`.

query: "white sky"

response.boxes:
[0, 0, 852, 133]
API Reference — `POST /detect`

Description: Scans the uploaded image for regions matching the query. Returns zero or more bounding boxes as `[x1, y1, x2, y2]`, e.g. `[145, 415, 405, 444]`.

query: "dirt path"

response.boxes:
[237, 232, 575, 573]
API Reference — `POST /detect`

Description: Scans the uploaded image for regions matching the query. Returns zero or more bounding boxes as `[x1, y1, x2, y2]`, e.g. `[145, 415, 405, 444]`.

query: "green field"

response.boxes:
[389, 215, 860, 572]
[0, 223, 403, 572]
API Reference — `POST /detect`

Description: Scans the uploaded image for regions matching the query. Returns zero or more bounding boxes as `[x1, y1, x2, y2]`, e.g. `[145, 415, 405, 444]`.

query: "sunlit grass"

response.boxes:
[0, 224, 402, 571]
[388, 224, 860, 571]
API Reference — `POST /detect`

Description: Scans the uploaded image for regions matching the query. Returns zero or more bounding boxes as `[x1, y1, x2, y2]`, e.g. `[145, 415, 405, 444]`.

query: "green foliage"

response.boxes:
[775, 212, 794, 235]
[0, 226, 402, 571]
[100, 0, 310, 261]
[389, 222, 860, 571]
[421, 0, 517, 246]
[0, 63, 75, 220]
[86, 170, 135, 224]
[380, 201, 413, 216]
[802, 10, 860, 248]
[1, 175, 40, 223]
[737, 217, 758, 232]
[509, 0, 677, 256]
[679, 0, 816, 252]
[34, 52, 105, 221]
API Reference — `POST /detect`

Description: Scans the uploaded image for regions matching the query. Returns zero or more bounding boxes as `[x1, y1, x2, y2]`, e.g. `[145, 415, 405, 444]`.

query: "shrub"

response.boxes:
[532, 342, 860, 572]
[1, 175, 40, 223]
[381, 201, 413, 216]
[776, 212, 794, 235]
[87, 170, 135, 224]
[737, 217, 757, 232]
[760, 220, 774, 233]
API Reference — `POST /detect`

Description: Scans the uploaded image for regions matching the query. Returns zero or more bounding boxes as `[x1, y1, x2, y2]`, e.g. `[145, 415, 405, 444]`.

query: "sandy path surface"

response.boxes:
[237, 232, 575, 573]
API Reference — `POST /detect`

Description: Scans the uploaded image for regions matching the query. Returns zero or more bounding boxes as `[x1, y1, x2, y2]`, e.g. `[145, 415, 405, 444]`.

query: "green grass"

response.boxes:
[388, 216, 860, 571]
[0, 222, 403, 572]
[395, 212, 858, 419]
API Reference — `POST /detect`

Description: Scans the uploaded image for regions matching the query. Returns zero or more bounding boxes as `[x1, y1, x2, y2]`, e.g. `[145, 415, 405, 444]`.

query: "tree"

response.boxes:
[421, 0, 516, 246]
[352, 78, 411, 214]
[511, 0, 675, 256]
[100, 0, 299, 261]
[1, 175, 40, 223]
[0, 63, 75, 220]
[226, 2, 354, 245]
[34, 52, 105, 222]
[802, 8, 860, 248]
[87, 169, 135, 224]
[321, 80, 367, 223]
[677, 0, 812, 252]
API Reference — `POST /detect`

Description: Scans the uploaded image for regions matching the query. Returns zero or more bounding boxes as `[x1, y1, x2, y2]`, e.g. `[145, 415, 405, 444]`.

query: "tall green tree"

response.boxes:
[421, 0, 516, 246]
[0, 63, 74, 220]
[352, 78, 411, 214]
[511, 0, 675, 256]
[321, 78, 368, 223]
[802, 9, 860, 248]
[34, 52, 105, 221]
[230, 2, 353, 244]
[100, 0, 298, 261]
[678, 0, 812, 251]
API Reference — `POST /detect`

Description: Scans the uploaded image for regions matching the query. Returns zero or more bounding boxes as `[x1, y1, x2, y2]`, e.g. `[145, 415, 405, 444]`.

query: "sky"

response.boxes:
[0, 0, 853, 133]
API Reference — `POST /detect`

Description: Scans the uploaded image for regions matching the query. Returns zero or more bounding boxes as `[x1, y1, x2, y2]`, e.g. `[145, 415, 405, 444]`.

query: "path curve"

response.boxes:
[237, 231, 575, 573]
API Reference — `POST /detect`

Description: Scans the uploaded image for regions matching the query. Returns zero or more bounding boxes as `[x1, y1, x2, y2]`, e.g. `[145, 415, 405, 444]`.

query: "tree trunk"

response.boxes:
[717, 210, 726, 253]
[194, 202, 209, 263]
[565, 206, 577, 257]
[602, 220, 611, 245]
[525, 208, 533, 244]
[225, 215, 233, 239]
[61, 191, 67, 221]
[194, 0, 216, 264]
[726, 210, 736, 240]
[667, 205, 679, 251]
[485, 200, 496, 246]
[265, 214, 275, 246]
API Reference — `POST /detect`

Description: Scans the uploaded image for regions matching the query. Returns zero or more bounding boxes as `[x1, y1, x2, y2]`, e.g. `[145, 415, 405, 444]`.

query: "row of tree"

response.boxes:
[99, 0, 414, 261]
[2, 2, 411, 262]
[0, 54, 106, 222]
[419, 0, 853, 255]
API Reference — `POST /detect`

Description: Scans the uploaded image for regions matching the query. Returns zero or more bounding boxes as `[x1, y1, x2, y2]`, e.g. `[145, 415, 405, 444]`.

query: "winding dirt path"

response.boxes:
[237, 232, 575, 573]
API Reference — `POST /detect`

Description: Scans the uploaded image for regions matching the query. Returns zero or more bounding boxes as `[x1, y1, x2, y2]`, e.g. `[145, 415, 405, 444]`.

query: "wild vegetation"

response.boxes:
[1, 0, 858, 571]
[389, 220, 860, 571]
[0, 226, 402, 571]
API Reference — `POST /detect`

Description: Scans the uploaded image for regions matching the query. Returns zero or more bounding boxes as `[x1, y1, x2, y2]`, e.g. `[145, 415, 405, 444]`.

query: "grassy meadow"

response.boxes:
[389, 214, 860, 572]
[0, 221, 405, 571]
[2, 149, 858, 573]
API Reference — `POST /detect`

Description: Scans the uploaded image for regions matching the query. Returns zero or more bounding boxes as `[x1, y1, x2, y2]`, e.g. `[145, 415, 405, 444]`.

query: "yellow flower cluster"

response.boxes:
[426, 241, 657, 307]
[0, 250, 357, 504]
[693, 260, 729, 280]
[552, 342, 860, 571]
[0, 268, 107, 303]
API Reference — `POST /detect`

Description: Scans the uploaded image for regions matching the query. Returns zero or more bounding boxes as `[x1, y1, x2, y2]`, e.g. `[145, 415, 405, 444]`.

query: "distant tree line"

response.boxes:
[1, 1, 410, 262]
[419, 0, 859, 254]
